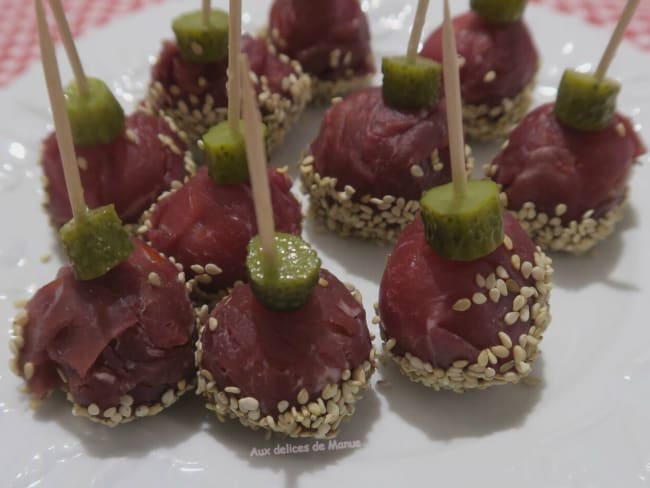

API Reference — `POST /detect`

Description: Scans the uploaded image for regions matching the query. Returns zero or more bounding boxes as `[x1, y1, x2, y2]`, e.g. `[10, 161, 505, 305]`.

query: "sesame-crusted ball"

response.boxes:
[267, 0, 375, 102]
[196, 270, 375, 438]
[301, 87, 472, 242]
[487, 103, 646, 254]
[141, 166, 302, 298]
[421, 11, 538, 141]
[378, 212, 552, 392]
[147, 34, 310, 147]
[42, 109, 194, 228]
[9, 239, 196, 426]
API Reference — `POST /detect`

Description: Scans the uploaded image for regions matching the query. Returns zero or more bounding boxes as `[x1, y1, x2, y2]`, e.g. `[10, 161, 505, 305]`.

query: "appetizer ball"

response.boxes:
[9, 239, 196, 426]
[487, 103, 645, 253]
[378, 212, 552, 392]
[141, 166, 302, 297]
[421, 10, 538, 140]
[267, 0, 374, 102]
[196, 271, 375, 438]
[147, 34, 311, 147]
[42, 109, 194, 228]
[300, 87, 472, 242]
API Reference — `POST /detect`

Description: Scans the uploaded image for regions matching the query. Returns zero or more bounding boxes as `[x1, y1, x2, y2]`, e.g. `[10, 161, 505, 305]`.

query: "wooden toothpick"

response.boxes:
[239, 54, 277, 266]
[595, 0, 640, 81]
[407, 0, 430, 63]
[442, 0, 467, 197]
[48, 0, 88, 96]
[228, 0, 242, 131]
[202, 0, 211, 26]
[36, 0, 86, 218]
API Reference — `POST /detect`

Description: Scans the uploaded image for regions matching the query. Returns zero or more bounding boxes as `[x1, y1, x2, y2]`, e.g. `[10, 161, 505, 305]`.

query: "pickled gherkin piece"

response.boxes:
[382, 56, 442, 110]
[202, 121, 249, 184]
[470, 0, 528, 23]
[420, 180, 503, 261]
[554, 69, 621, 131]
[65, 78, 125, 146]
[246, 233, 321, 311]
[172, 9, 229, 63]
[59, 205, 133, 281]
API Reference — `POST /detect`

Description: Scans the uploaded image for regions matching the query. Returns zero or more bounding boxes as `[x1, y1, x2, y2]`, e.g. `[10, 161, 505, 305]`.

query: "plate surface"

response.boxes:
[1, 2, 649, 487]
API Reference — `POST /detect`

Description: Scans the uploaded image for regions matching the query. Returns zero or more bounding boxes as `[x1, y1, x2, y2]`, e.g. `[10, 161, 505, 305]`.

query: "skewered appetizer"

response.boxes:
[421, 0, 538, 140]
[378, 1, 552, 392]
[39, 1, 193, 228]
[266, 0, 374, 102]
[43, 107, 194, 228]
[147, 4, 310, 147]
[142, 12, 303, 298]
[300, 0, 472, 242]
[486, 2, 646, 253]
[11, 1, 196, 427]
[141, 164, 301, 297]
[197, 57, 375, 438]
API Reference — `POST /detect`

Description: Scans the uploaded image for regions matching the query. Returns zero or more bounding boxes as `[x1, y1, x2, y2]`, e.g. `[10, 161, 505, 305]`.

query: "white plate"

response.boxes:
[1, 2, 649, 487]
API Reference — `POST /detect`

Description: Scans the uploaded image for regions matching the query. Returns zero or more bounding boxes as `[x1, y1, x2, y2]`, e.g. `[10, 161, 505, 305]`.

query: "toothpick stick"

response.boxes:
[48, 0, 88, 96]
[36, 0, 86, 218]
[239, 55, 277, 265]
[442, 0, 467, 197]
[202, 0, 211, 26]
[407, 0, 430, 63]
[228, 0, 242, 131]
[595, 0, 640, 81]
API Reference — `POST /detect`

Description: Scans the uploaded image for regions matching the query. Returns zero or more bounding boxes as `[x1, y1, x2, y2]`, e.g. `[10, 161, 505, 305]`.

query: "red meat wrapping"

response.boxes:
[17, 239, 195, 409]
[42, 110, 188, 228]
[421, 11, 538, 107]
[146, 166, 302, 291]
[310, 87, 452, 200]
[492, 103, 645, 222]
[379, 213, 540, 369]
[269, 0, 374, 80]
[200, 270, 372, 415]
[151, 34, 296, 106]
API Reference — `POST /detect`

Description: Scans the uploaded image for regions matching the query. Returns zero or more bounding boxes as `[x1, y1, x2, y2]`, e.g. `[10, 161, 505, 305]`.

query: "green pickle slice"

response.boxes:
[59, 205, 133, 281]
[202, 121, 249, 184]
[554, 69, 621, 131]
[420, 180, 504, 261]
[470, 0, 528, 23]
[246, 233, 322, 311]
[172, 9, 229, 63]
[382, 55, 442, 110]
[65, 77, 125, 146]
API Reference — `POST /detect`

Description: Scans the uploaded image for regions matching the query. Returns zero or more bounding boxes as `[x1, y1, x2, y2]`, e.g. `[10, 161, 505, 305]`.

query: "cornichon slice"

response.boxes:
[172, 9, 229, 63]
[382, 55, 442, 110]
[420, 180, 503, 261]
[65, 77, 125, 146]
[59, 205, 133, 281]
[470, 0, 528, 23]
[202, 121, 249, 184]
[246, 233, 322, 311]
[554, 69, 621, 131]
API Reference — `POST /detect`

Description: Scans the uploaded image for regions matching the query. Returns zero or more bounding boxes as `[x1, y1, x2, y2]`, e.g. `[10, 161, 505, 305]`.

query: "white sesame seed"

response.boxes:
[483, 70, 496, 83]
[491, 345, 510, 358]
[224, 386, 241, 395]
[87, 403, 100, 416]
[205, 263, 222, 275]
[148, 272, 161, 287]
[297, 388, 309, 405]
[489, 288, 501, 302]
[472, 292, 487, 305]
[209, 317, 218, 331]
[555, 203, 567, 216]
[505, 311, 520, 325]
[452, 298, 472, 312]
[503, 235, 513, 250]
[23, 362, 34, 380]
[498, 331, 513, 349]
[318, 278, 329, 287]
[410, 165, 424, 178]
[513, 295, 526, 312]
[190, 264, 204, 275]
[616, 122, 626, 137]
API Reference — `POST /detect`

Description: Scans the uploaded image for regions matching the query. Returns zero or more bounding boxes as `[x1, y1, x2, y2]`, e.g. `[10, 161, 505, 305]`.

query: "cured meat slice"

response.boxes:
[144, 166, 302, 293]
[378, 213, 552, 391]
[42, 110, 191, 228]
[12, 239, 195, 425]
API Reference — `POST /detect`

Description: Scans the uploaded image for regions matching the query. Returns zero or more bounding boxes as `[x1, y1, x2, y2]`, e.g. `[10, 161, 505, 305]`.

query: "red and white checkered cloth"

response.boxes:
[0, 0, 648, 88]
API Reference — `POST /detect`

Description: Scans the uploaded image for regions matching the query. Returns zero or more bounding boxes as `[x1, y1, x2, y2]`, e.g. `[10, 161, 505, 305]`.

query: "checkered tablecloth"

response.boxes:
[0, 0, 648, 88]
